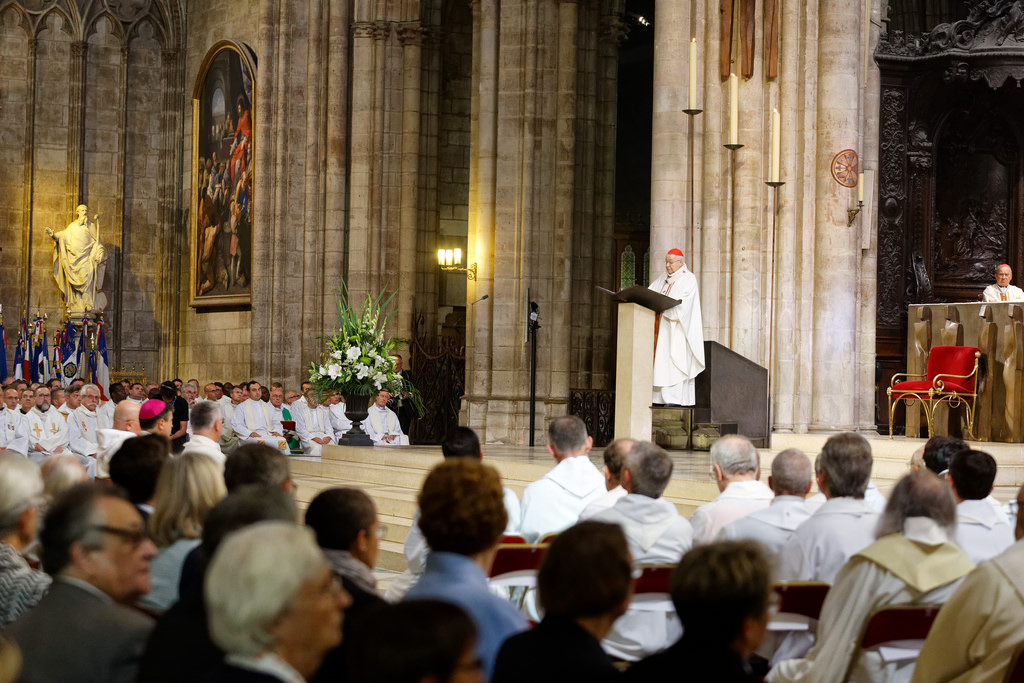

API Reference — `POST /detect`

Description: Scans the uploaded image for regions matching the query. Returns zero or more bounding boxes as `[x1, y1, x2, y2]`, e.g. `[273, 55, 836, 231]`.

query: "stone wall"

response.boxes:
[0, 0, 182, 386]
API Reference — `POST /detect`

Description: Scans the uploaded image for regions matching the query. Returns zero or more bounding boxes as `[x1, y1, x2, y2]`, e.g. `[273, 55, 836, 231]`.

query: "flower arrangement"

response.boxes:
[309, 285, 406, 397]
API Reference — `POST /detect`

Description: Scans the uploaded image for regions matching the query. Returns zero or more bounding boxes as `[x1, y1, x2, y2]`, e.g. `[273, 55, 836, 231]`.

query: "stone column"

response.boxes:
[397, 22, 425, 343]
[810, 0, 860, 430]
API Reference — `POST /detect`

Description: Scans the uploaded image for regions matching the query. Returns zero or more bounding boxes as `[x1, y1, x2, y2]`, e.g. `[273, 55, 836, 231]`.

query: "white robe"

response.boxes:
[94, 428, 135, 479]
[363, 404, 408, 446]
[66, 405, 110, 457]
[180, 433, 226, 468]
[777, 496, 881, 583]
[717, 495, 812, 562]
[912, 539, 1024, 683]
[329, 402, 352, 441]
[768, 519, 972, 683]
[292, 402, 335, 456]
[97, 400, 115, 424]
[0, 407, 29, 456]
[579, 485, 628, 520]
[649, 267, 705, 405]
[218, 400, 240, 453]
[690, 479, 774, 544]
[982, 283, 1024, 302]
[593, 494, 694, 661]
[24, 406, 70, 458]
[230, 399, 288, 453]
[519, 455, 605, 543]
[954, 498, 1015, 565]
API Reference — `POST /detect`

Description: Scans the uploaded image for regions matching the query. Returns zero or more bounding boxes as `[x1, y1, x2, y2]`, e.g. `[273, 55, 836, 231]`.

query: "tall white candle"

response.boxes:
[729, 73, 738, 145]
[858, 173, 864, 202]
[771, 109, 781, 182]
[689, 38, 698, 110]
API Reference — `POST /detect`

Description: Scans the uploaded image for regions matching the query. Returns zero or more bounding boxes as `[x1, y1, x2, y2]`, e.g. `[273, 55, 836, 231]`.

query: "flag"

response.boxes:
[30, 318, 42, 383]
[0, 321, 6, 380]
[60, 322, 81, 386]
[13, 319, 28, 381]
[95, 322, 110, 400]
[36, 329, 50, 384]
[52, 328, 62, 381]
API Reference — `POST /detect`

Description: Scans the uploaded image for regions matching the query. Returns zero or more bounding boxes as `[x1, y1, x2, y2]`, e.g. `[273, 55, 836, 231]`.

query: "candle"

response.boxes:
[771, 109, 781, 183]
[729, 73, 738, 146]
[689, 38, 698, 110]
[858, 173, 864, 202]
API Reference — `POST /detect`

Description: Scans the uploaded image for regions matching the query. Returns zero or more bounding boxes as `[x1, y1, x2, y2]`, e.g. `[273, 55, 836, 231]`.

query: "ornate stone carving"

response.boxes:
[104, 0, 151, 23]
[397, 22, 426, 46]
[877, 87, 908, 327]
[599, 14, 627, 45]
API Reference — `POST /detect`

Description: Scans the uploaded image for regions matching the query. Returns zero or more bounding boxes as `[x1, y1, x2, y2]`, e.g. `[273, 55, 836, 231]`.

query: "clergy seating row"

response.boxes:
[844, 604, 942, 680]
[768, 581, 830, 632]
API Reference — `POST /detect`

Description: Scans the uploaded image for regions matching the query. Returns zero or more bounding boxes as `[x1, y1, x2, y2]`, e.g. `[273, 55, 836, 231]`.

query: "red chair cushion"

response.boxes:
[860, 606, 940, 649]
[891, 380, 973, 395]
[925, 346, 980, 393]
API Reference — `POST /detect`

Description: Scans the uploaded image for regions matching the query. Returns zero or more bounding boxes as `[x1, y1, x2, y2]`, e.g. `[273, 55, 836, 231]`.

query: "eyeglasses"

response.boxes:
[90, 525, 149, 549]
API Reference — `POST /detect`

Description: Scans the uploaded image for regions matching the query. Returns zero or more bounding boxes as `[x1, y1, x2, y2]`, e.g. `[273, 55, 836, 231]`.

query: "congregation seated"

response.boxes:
[0, 455, 50, 629]
[0, 392, 29, 458]
[304, 487, 386, 683]
[7, 482, 157, 683]
[181, 400, 228, 467]
[137, 487, 297, 683]
[223, 443, 294, 495]
[690, 434, 773, 544]
[912, 482, 1024, 682]
[579, 438, 632, 519]
[768, 471, 974, 682]
[624, 540, 772, 682]
[348, 600, 482, 683]
[364, 390, 408, 445]
[108, 433, 171, 525]
[493, 521, 633, 683]
[94, 399, 141, 479]
[591, 440, 693, 660]
[231, 381, 289, 453]
[404, 459, 528, 679]
[139, 452, 226, 614]
[519, 415, 604, 543]
[39, 454, 88, 504]
[948, 449, 1014, 564]
[204, 521, 351, 682]
[291, 388, 335, 456]
[718, 448, 812, 563]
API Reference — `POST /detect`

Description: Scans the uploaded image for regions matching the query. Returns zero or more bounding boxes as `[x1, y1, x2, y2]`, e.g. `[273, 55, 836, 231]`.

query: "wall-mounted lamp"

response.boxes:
[437, 248, 477, 280]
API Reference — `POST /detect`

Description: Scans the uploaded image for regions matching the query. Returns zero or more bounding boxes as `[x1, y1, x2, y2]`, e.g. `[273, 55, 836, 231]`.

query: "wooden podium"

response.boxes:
[602, 286, 681, 442]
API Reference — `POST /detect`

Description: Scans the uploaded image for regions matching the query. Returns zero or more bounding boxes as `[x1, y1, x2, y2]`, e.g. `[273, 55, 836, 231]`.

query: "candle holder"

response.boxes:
[766, 181, 785, 188]
[847, 201, 864, 227]
[683, 108, 703, 116]
[724, 143, 744, 151]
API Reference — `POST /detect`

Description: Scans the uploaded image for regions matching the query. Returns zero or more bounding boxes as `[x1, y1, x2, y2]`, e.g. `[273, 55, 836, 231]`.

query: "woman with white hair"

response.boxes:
[206, 521, 351, 682]
[0, 454, 51, 627]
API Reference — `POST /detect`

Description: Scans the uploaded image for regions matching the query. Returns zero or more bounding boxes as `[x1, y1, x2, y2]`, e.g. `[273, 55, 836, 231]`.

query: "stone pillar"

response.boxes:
[397, 22, 425, 344]
[810, 0, 860, 431]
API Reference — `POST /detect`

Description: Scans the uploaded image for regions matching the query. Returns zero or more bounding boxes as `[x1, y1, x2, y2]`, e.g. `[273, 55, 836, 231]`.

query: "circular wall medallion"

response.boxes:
[831, 149, 859, 188]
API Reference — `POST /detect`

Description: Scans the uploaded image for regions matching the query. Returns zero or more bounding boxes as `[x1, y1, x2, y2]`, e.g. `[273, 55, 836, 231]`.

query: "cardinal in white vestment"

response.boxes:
[230, 382, 288, 453]
[364, 391, 408, 446]
[649, 249, 705, 406]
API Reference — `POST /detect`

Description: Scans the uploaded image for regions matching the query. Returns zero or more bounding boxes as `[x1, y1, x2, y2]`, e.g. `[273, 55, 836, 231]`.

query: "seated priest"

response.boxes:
[229, 380, 289, 453]
[66, 384, 110, 459]
[24, 386, 70, 463]
[768, 471, 974, 683]
[649, 248, 705, 406]
[292, 388, 336, 456]
[982, 263, 1024, 302]
[364, 390, 408, 446]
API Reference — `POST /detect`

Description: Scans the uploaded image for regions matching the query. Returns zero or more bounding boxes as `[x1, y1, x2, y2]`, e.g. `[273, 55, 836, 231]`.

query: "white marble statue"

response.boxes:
[46, 204, 107, 313]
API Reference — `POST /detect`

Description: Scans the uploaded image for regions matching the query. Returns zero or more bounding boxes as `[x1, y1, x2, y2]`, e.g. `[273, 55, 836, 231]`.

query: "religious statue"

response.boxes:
[46, 204, 107, 314]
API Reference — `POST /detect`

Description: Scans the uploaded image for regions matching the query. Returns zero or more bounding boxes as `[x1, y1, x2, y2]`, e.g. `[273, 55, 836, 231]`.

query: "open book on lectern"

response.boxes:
[597, 285, 680, 313]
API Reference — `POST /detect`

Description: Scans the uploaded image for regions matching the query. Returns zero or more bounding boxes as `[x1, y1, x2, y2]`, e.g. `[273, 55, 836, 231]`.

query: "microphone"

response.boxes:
[471, 294, 489, 305]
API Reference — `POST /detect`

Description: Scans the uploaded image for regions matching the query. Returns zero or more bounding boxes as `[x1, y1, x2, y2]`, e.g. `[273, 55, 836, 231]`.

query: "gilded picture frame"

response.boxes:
[189, 40, 256, 308]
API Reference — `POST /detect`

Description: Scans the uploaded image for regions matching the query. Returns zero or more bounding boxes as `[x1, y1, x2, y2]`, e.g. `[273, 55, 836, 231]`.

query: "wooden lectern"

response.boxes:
[601, 286, 681, 441]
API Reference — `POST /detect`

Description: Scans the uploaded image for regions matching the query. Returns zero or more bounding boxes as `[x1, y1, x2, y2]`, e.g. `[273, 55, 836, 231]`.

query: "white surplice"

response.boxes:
[230, 399, 288, 452]
[292, 402, 335, 456]
[578, 485, 628, 520]
[0, 407, 29, 456]
[776, 496, 881, 583]
[954, 498, 1015, 565]
[717, 495, 812, 561]
[593, 494, 694, 661]
[649, 266, 705, 405]
[66, 405, 110, 457]
[690, 479, 774, 545]
[363, 404, 408, 446]
[519, 455, 605, 543]
[180, 433, 226, 467]
[24, 406, 69, 457]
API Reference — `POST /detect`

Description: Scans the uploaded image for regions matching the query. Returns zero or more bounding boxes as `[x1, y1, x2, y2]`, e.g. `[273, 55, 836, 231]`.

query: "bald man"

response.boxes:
[982, 263, 1024, 302]
[95, 400, 142, 479]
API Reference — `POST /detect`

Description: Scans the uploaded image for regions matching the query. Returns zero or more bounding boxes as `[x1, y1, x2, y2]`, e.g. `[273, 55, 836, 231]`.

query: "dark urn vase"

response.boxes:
[340, 393, 373, 447]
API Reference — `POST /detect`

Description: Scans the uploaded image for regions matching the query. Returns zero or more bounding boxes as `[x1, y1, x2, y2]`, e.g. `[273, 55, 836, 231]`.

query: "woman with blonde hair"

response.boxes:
[139, 452, 226, 613]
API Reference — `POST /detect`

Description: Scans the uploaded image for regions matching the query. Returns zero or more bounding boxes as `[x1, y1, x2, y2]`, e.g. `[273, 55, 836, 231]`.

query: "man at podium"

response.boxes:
[649, 249, 705, 406]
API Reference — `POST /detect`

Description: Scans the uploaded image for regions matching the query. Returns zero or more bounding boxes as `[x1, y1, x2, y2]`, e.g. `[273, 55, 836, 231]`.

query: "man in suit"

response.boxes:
[7, 482, 158, 683]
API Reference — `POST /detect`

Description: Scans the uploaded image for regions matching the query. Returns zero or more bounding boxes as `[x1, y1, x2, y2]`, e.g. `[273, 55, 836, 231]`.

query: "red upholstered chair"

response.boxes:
[500, 534, 527, 545]
[844, 605, 941, 679]
[488, 543, 547, 589]
[768, 581, 830, 631]
[887, 346, 981, 439]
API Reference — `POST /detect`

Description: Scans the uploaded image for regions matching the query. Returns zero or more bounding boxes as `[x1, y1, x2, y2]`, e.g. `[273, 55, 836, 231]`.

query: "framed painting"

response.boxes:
[189, 40, 256, 308]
